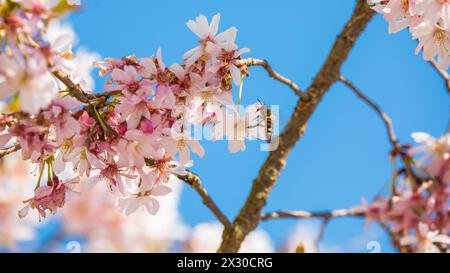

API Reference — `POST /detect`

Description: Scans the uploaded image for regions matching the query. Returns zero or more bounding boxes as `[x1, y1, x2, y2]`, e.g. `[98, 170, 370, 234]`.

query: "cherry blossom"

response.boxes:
[371, 0, 450, 69]
[19, 175, 79, 220]
[410, 132, 450, 183]
[0, 1, 447, 254]
[400, 222, 450, 252]
[415, 0, 450, 29]
[117, 181, 172, 216]
[160, 122, 205, 164]
[412, 22, 450, 68]
[0, 51, 59, 114]
[184, 13, 237, 65]
[212, 103, 268, 153]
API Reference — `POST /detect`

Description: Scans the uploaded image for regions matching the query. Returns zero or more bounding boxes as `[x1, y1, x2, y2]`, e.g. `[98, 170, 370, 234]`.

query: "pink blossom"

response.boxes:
[117, 182, 172, 216]
[19, 175, 79, 220]
[62, 139, 105, 177]
[146, 148, 191, 184]
[141, 48, 176, 109]
[415, 0, 450, 29]
[205, 30, 250, 85]
[400, 222, 450, 252]
[8, 120, 54, 162]
[0, 51, 59, 114]
[184, 13, 238, 66]
[116, 130, 155, 168]
[410, 132, 450, 183]
[412, 22, 450, 69]
[372, 0, 422, 33]
[116, 88, 152, 130]
[212, 104, 267, 153]
[85, 162, 136, 194]
[160, 122, 205, 164]
[43, 96, 81, 144]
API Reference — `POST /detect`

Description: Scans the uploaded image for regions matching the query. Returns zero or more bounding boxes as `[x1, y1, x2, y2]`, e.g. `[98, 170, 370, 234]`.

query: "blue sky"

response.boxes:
[64, 0, 448, 252]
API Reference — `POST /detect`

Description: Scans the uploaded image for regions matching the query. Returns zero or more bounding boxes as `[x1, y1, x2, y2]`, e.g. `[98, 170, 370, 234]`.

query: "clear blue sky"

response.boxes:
[65, 0, 448, 252]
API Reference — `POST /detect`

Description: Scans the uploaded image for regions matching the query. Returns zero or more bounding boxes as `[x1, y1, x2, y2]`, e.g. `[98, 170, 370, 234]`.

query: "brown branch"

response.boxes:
[235, 58, 306, 99]
[429, 60, 450, 94]
[261, 207, 365, 221]
[88, 90, 123, 100]
[378, 221, 410, 253]
[177, 172, 232, 230]
[218, 0, 375, 253]
[23, 37, 115, 135]
[52, 70, 117, 136]
[53, 70, 90, 103]
[0, 144, 21, 159]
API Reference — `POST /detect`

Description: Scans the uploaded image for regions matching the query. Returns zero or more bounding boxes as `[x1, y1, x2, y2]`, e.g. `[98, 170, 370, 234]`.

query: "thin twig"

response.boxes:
[0, 144, 21, 159]
[88, 90, 123, 100]
[339, 75, 399, 149]
[261, 207, 365, 221]
[177, 172, 232, 230]
[379, 221, 410, 252]
[262, 207, 365, 252]
[316, 218, 331, 251]
[339, 75, 418, 188]
[429, 60, 450, 94]
[26, 36, 115, 135]
[235, 58, 307, 99]
[52, 70, 90, 103]
[52, 70, 117, 136]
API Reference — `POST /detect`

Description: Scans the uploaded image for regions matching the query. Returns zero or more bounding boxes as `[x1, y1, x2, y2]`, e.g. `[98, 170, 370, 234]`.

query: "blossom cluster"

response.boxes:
[370, 0, 450, 69]
[361, 132, 450, 253]
[0, 0, 82, 114]
[0, 2, 269, 220]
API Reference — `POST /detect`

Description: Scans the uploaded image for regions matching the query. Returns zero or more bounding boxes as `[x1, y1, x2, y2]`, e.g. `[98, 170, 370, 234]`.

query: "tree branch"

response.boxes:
[379, 221, 410, 252]
[235, 58, 306, 99]
[339, 75, 418, 188]
[52, 70, 117, 136]
[177, 172, 232, 230]
[0, 144, 21, 159]
[218, 0, 375, 253]
[52, 70, 90, 103]
[429, 60, 450, 94]
[339, 76, 399, 150]
[261, 207, 365, 221]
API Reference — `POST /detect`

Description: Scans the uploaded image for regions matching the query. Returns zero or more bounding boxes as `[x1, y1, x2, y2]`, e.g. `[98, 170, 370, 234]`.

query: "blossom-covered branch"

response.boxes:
[218, 0, 375, 253]
[177, 172, 231, 229]
[0, 0, 448, 253]
[51, 69, 117, 136]
[0, 2, 273, 221]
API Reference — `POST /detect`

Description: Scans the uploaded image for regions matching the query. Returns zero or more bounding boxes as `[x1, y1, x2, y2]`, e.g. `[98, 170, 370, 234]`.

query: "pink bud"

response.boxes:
[140, 119, 154, 134]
